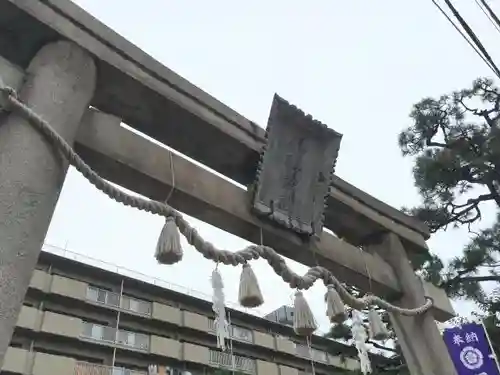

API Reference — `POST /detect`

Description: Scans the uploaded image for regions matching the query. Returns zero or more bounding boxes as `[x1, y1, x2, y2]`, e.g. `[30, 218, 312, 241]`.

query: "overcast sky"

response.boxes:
[45, 0, 500, 334]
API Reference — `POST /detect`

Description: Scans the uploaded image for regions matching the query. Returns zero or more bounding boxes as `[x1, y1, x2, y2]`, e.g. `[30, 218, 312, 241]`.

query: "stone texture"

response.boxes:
[0, 40, 96, 366]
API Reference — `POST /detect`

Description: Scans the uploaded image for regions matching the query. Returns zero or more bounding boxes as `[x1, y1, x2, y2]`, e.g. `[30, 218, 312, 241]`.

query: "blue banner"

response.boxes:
[443, 322, 500, 375]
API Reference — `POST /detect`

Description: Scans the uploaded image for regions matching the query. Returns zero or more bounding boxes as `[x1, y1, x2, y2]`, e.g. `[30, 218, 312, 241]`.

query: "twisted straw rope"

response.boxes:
[0, 82, 433, 316]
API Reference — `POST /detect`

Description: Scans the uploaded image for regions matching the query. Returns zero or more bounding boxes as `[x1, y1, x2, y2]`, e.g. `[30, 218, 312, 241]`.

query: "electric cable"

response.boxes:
[474, 0, 500, 35]
[443, 0, 500, 78]
[479, 0, 500, 31]
[431, 0, 500, 79]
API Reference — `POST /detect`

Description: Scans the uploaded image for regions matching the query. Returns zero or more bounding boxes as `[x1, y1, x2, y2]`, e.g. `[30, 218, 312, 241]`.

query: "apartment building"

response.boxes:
[1, 248, 393, 375]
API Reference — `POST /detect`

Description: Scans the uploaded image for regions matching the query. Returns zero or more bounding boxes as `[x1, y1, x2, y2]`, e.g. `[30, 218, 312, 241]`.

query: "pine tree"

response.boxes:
[324, 78, 500, 372]
[398, 77, 500, 355]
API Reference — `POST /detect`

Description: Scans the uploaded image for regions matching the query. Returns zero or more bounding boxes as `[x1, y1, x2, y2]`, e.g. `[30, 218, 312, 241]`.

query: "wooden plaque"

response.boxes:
[252, 94, 342, 237]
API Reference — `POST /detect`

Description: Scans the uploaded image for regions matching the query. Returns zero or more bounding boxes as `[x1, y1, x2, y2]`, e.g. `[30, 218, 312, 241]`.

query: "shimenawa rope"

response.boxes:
[0, 81, 433, 316]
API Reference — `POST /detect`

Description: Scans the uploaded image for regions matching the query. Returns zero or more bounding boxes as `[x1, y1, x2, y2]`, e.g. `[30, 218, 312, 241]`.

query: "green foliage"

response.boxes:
[417, 217, 500, 305]
[323, 77, 500, 374]
[399, 77, 500, 232]
[399, 77, 500, 355]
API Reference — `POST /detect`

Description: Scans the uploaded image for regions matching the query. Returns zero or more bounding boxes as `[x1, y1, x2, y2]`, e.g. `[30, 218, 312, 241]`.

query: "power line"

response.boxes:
[479, 0, 500, 31]
[431, 0, 500, 78]
[474, 0, 500, 35]
[443, 0, 500, 77]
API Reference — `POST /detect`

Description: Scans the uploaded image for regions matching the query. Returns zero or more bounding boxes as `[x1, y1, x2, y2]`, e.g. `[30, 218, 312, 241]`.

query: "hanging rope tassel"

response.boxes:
[211, 267, 229, 351]
[155, 216, 183, 265]
[325, 284, 346, 323]
[351, 310, 372, 374]
[293, 290, 318, 336]
[0, 80, 434, 327]
[368, 308, 389, 341]
[238, 263, 264, 308]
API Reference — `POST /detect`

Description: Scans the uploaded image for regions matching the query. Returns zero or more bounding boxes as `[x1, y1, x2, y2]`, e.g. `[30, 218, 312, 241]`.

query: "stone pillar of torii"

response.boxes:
[0, 41, 96, 365]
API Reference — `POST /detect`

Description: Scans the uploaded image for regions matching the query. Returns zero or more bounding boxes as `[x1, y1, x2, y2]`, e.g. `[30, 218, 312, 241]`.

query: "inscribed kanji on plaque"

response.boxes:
[252, 94, 342, 237]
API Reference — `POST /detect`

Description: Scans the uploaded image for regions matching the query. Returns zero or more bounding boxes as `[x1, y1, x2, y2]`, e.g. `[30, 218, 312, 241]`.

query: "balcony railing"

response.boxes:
[209, 350, 256, 374]
[86, 286, 152, 316]
[81, 322, 150, 351]
[208, 320, 253, 343]
[75, 361, 147, 375]
[121, 295, 152, 316]
[295, 344, 328, 363]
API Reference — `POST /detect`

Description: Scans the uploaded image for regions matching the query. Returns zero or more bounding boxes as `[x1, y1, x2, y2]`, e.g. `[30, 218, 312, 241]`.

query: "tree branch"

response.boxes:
[459, 275, 500, 283]
[486, 181, 500, 206]
[427, 141, 449, 148]
[439, 193, 495, 229]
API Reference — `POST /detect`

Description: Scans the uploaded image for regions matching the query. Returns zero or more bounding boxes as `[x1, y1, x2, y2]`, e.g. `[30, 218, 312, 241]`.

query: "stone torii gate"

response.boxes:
[0, 1, 457, 374]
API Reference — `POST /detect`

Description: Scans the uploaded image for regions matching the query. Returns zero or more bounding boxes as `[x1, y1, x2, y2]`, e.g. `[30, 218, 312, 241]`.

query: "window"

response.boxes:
[81, 322, 116, 343]
[86, 286, 99, 302]
[311, 348, 327, 363]
[129, 299, 140, 312]
[91, 324, 104, 340]
[121, 295, 152, 316]
[107, 292, 120, 307]
[121, 296, 131, 310]
[231, 326, 253, 343]
[117, 329, 149, 350]
[208, 321, 253, 343]
[86, 286, 120, 307]
[117, 330, 132, 346]
[81, 322, 149, 350]
[97, 289, 107, 304]
[81, 321, 94, 338]
[133, 332, 150, 350]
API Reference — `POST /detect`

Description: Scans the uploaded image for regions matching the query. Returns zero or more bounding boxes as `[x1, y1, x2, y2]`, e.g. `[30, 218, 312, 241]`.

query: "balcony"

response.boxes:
[121, 295, 152, 316]
[208, 320, 253, 343]
[81, 322, 150, 351]
[75, 361, 147, 375]
[86, 286, 120, 308]
[86, 286, 152, 316]
[209, 350, 256, 374]
[295, 344, 328, 363]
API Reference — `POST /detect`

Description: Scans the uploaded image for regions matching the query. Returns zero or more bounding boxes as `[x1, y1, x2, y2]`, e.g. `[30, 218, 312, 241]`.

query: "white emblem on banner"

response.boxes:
[459, 346, 484, 370]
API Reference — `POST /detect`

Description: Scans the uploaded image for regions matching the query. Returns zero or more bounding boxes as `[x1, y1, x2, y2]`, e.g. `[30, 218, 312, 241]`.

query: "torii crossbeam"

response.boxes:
[0, 1, 457, 374]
